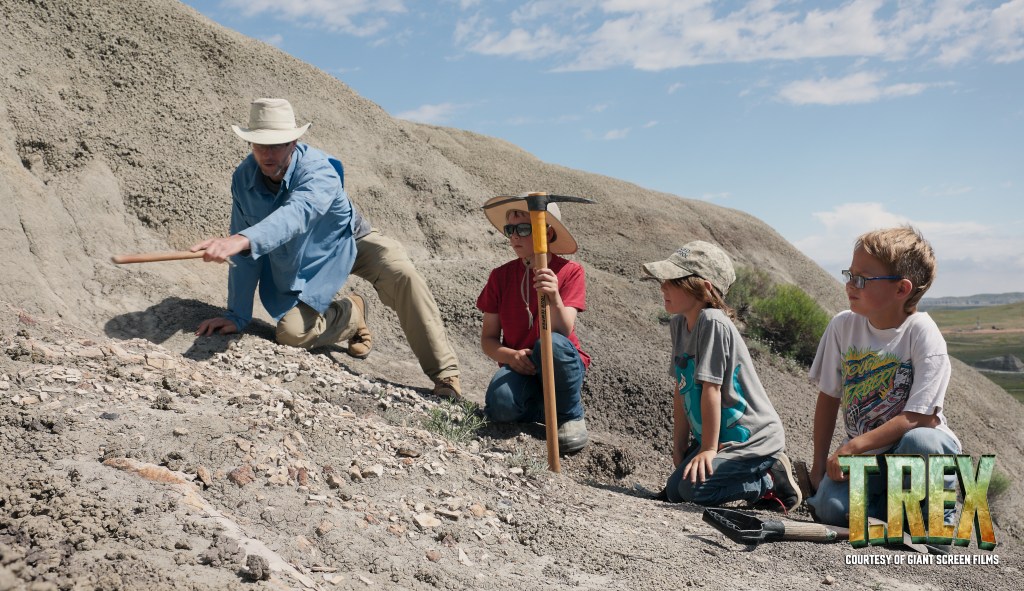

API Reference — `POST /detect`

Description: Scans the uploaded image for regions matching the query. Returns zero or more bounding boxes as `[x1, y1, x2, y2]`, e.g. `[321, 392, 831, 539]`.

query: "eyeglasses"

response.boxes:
[503, 223, 533, 238]
[842, 270, 902, 289]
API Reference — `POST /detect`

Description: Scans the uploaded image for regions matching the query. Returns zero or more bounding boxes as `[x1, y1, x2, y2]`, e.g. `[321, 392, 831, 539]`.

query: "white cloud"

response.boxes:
[777, 72, 930, 105]
[602, 127, 631, 140]
[642, 120, 658, 128]
[261, 33, 284, 47]
[793, 203, 1024, 297]
[394, 102, 464, 124]
[459, 24, 574, 59]
[455, 2, 1024, 71]
[920, 184, 973, 198]
[667, 82, 684, 94]
[223, 0, 406, 36]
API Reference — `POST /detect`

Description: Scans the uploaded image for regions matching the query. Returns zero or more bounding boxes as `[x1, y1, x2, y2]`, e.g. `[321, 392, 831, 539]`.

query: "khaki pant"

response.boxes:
[276, 297, 360, 349]
[351, 229, 459, 380]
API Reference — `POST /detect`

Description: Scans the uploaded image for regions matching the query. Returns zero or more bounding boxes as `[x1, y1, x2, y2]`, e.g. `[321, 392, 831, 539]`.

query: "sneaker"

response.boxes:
[557, 418, 589, 454]
[754, 452, 802, 514]
[431, 375, 461, 400]
[346, 295, 372, 359]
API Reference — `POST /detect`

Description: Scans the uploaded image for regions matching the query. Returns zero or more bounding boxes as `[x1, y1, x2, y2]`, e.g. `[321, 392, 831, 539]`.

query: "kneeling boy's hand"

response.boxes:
[683, 449, 717, 484]
[826, 450, 848, 482]
[507, 348, 537, 375]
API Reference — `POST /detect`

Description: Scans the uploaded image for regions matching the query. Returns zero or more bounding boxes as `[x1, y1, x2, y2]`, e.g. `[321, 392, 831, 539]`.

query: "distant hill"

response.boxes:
[920, 292, 1024, 310]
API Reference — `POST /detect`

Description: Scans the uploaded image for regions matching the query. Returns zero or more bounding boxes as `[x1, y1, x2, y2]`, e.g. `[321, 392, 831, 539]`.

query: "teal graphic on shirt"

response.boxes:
[674, 353, 751, 445]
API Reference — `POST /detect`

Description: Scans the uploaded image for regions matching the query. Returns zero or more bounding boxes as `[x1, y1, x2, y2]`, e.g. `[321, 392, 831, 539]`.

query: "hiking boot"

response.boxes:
[557, 418, 589, 454]
[346, 295, 372, 359]
[754, 452, 802, 514]
[432, 375, 461, 400]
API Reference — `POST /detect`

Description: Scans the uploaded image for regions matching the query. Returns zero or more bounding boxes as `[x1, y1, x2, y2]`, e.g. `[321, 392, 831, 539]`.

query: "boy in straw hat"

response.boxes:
[193, 99, 461, 398]
[476, 198, 589, 453]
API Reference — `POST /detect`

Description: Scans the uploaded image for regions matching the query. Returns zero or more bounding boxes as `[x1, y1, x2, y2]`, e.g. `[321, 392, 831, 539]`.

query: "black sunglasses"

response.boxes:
[503, 223, 533, 238]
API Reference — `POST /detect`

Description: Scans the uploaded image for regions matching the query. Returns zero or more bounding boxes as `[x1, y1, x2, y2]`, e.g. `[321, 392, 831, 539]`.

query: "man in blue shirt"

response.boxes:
[193, 98, 462, 399]
[192, 98, 371, 353]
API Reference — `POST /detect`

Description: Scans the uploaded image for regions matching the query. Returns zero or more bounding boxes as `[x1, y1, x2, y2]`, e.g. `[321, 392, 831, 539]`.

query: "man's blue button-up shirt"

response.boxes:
[224, 143, 356, 332]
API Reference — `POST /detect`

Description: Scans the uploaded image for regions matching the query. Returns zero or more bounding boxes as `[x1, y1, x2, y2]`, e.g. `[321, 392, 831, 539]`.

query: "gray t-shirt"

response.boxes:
[668, 308, 785, 461]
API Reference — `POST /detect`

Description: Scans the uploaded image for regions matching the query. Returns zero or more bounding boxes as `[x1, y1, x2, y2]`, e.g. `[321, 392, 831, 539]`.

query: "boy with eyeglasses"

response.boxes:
[806, 226, 961, 527]
[475, 198, 590, 453]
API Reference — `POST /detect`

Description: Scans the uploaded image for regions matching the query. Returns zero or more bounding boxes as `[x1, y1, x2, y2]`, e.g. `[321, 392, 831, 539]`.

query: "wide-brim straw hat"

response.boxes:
[482, 195, 578, 255]
[231, 98, 311, 144]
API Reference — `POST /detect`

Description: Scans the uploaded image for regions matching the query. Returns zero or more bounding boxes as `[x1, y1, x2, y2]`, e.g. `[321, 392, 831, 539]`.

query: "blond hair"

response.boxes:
[669, 275, 736, 319]
[855, 226, 936, 313]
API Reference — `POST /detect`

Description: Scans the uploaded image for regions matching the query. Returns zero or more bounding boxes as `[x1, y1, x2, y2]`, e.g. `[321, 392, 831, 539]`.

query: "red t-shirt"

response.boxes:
[476, 255, 590, 368]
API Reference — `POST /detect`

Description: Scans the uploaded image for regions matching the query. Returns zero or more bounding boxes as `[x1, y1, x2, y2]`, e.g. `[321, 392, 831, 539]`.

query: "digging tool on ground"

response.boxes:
[483, 192, 595, 472]
[702, 508, 932, 553]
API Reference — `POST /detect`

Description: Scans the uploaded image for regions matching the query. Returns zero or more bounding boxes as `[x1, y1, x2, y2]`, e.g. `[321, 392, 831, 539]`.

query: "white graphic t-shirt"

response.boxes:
[809, 310, 961, 455]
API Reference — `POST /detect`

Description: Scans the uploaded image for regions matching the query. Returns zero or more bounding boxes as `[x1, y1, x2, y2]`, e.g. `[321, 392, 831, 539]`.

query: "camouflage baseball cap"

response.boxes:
[641, 240, 737, 296]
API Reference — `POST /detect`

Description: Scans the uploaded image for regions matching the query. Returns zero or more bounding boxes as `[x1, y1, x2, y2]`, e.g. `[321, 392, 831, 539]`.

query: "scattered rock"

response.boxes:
[228, 465, 256, 487]
[414, 513, 442, 529]
[244, 554, 271, 581]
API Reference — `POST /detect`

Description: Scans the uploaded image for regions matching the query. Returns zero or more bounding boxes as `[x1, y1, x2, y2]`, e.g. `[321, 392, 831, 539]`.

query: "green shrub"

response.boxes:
[425, 399, 487, 444]
[726, 266, 775, 320]
[748, 284, 830, 366]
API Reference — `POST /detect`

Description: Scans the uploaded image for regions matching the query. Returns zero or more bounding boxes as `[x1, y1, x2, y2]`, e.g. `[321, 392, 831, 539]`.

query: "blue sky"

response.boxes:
[181, 0, 1024, 298]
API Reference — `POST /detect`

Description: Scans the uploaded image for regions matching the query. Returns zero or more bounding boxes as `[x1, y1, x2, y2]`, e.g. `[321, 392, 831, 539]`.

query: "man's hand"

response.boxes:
[682, 449, 717, 484]
[190, 235, 250, 264]
[507, 348, 537, 375]
[196, 317, 238, 336]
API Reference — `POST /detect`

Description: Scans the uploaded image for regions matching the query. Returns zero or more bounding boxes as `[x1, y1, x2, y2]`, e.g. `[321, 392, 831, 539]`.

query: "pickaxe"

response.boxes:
[483, 192, 595, 472]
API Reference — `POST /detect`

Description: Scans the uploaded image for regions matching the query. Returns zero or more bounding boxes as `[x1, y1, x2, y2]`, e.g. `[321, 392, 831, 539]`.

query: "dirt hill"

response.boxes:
[1, 1, 1021, 589]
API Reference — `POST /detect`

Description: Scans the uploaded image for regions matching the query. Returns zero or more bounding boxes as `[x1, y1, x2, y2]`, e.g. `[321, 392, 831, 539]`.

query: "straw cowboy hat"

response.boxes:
[482, 196, 578, 255]
[231, 98, 311, 144]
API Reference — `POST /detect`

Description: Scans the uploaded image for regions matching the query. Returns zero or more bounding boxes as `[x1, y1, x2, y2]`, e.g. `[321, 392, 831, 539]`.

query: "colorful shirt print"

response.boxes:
[841, 347, 913, 441]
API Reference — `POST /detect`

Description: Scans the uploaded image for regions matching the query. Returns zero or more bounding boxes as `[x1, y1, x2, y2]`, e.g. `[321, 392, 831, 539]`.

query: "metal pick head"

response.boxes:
[482, 192, 597, 211]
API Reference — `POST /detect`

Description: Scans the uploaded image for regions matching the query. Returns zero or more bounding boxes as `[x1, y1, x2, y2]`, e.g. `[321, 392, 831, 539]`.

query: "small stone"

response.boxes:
[360, 465, 384, 479]
[397, 447, 420, 458]
[99, 412, 119, 420]
[196, 466, 213, 488]
[228, 465, 256, 487]
[425, 550, 442, 562]
[173, 428, 189, 437]
[435, 509, 460, 521]
[414, 513, 442, 528]
[509, 467, 524, 476]
[316, 520, 334, 536]
[823, 575, 836, 585]
[327, 473, 347, 489]
[468, 504, 486, 518]
[349, 464, 363, 482]
[244, 554, 271, 581]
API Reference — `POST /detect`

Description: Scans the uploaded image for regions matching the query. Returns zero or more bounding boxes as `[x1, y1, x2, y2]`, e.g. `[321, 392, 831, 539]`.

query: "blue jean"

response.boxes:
[484, 334, 585, 425]
[665, 442, 774, 505]
[806, 427, 961, 527]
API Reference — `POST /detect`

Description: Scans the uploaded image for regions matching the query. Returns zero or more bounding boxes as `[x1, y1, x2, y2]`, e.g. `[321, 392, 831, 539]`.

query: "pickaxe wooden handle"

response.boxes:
[110, 250, 206, 264]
